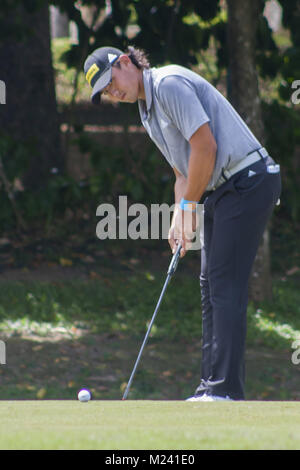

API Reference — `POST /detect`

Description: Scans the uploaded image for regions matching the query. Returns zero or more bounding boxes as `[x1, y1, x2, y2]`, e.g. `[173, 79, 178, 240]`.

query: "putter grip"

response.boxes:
[167, 244, 182, 275]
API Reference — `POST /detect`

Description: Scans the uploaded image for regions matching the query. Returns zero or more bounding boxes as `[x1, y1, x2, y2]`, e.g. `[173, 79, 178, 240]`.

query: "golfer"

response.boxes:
[84, 46, 281, 401]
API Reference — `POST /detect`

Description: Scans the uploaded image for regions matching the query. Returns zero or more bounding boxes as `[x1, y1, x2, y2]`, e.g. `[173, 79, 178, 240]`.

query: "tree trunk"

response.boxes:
[226, 0, 273, 301]
[0, 2, 63, 190]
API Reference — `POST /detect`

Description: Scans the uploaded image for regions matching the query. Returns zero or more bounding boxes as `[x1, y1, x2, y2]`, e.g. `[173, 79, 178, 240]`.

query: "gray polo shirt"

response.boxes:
[138, 65, 261, 191]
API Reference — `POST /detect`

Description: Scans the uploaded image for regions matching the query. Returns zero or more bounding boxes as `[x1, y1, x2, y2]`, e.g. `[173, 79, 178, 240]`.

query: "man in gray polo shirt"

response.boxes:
[84, 46, 281, 401]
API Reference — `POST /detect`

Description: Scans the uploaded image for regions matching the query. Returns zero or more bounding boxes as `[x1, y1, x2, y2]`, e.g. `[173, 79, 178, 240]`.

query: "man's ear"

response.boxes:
[118, 54, 131, 66]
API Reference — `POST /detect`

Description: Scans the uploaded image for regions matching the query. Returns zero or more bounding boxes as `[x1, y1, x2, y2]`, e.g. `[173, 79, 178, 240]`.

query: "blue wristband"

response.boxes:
[180, 198, 198, 212]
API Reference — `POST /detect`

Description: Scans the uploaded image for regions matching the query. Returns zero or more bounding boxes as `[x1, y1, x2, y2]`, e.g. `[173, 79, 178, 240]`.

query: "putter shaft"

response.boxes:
[122, 244, 182, 400]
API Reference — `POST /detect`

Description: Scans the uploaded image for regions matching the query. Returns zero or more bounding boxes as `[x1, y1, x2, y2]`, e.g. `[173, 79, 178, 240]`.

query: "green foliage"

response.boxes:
[256, 16, 283, 79]
[0, 133, 87, 229]
[0, 133, 31, 181]
[74, 130, 174, 205]
[262, 100, 300, 221]
[279, 0, 300, 45]
[278, 47, 300, 101]
[50, 0, 222, 68]
[273, 1, 300, 100]
[0, 128, 174, 229]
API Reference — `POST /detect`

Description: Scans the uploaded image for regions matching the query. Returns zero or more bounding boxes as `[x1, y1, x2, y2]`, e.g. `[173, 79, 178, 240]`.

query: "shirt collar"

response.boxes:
[138, 68, 153, 118]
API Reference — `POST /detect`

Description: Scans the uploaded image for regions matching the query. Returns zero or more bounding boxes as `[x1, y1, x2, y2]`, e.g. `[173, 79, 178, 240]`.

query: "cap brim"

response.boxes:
[91, 67, 112, 105]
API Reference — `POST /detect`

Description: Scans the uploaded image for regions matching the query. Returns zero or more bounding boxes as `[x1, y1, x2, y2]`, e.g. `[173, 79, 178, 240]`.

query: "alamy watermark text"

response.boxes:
[291, 80, 300, 105]
[291, 339, 300, 365]
[0, 80, 6, 104]
[0, 340, 6, 365]
[96, 196, 204, 250]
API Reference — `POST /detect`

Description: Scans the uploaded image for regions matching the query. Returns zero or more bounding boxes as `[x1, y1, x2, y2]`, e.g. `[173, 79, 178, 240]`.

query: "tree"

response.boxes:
[226, 0, 274, 301]
[0, 0, 62, 191]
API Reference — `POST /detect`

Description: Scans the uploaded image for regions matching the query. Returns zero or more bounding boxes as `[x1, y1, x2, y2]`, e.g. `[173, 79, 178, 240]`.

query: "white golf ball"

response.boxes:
[78, 389, 91, 402]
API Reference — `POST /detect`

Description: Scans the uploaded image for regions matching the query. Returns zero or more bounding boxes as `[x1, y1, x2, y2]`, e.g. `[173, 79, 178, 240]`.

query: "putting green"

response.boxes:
[0, 400, 299, 450]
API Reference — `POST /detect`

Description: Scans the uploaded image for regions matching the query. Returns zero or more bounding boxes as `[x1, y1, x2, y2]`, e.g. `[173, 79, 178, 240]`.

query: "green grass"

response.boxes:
[0, 276, 299, 349]
[0, 271, 299, 402]
[0, 400, 299, 450]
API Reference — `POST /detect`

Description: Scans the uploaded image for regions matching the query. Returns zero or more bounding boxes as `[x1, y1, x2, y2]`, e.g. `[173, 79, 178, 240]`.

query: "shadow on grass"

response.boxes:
[0, 331, 299, 401]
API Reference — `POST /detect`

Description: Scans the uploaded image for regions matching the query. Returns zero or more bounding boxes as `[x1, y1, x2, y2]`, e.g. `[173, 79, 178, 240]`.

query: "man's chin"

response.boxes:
[122, 95, 138, 104]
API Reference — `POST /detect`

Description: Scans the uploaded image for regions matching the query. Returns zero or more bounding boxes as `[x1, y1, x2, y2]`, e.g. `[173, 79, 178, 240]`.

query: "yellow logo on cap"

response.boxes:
[86, 63, 100, 86]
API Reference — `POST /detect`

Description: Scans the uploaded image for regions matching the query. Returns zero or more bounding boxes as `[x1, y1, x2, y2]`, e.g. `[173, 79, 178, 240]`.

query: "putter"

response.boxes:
[122, 243, 182, 400]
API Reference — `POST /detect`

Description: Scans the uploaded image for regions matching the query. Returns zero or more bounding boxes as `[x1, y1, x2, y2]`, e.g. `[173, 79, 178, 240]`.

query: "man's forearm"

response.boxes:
[183, 123, 217, 203]
[183, 147, 216, 202]
[174, 175, 188, 203]
[170, 175, 187, 230]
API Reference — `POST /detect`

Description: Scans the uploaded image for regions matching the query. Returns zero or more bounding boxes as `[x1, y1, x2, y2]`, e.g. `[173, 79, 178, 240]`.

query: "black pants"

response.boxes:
[195, 156, 281, 400]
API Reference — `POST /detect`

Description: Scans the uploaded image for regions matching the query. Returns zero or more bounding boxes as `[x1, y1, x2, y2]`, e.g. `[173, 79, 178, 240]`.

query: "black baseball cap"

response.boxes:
[84, 46, 124, 104]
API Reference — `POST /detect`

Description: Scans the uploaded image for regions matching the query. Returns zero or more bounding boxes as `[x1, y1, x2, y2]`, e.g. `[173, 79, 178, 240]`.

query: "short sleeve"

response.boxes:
[156, 75, 210, 141]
